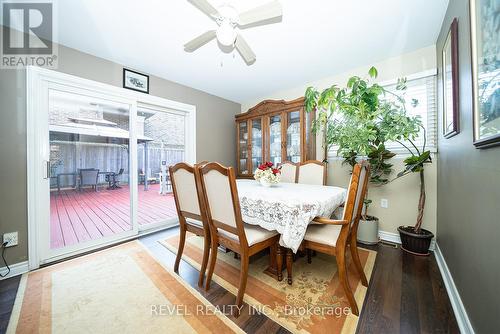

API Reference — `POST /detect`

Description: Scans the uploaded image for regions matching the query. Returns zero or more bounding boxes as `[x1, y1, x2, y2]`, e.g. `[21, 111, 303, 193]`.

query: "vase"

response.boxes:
[259, 179, 272, 187]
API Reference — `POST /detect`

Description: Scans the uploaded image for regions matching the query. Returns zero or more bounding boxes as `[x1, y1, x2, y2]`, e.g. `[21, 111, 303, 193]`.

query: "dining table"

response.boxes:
[235, 179, 347, 278]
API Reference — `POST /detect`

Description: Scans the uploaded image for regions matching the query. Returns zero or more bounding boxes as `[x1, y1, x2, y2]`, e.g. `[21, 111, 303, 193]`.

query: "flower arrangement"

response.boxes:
[254, 162, 281, 186]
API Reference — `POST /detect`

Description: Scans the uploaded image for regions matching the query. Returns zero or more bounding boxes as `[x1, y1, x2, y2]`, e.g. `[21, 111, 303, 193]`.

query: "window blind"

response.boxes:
[383, 75, 438, 153]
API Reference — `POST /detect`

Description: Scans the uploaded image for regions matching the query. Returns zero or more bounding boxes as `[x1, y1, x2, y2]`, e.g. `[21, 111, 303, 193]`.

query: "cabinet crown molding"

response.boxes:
[236, 97, 305, 121]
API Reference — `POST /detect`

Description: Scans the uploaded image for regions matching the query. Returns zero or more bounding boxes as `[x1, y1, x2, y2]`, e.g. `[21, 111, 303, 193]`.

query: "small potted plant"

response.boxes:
[254, 162, 281, 187]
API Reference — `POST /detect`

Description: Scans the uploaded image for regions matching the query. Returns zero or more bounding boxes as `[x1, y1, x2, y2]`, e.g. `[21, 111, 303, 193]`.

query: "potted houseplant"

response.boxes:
[254, 162, 281, 187]
[305, 67, 434, 254]
[304, 67, 395, 244]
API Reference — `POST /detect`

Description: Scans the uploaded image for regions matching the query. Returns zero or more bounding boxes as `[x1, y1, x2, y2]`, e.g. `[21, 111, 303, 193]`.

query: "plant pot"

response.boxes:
[357, 216, 379, 245]
[397, 226, 434, 256]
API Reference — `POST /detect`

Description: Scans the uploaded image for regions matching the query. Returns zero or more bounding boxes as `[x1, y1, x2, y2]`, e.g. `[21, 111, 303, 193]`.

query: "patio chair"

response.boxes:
[106, 168, 124, 189]
[78, 168, 100, 192]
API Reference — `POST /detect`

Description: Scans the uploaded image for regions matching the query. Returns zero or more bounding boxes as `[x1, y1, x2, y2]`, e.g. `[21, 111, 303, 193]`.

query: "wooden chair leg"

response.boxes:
[174, 226, 186, 273]
[350, 241, 368, 287]
[276, 246, 283, 281]
[286, 249, 293, 285]
[307, 249, 312, 264]
[336, 248, 359, 316]
[205, 240, 219, 291]
[234, 254, 249, 317]
[198, 233, 210, 288]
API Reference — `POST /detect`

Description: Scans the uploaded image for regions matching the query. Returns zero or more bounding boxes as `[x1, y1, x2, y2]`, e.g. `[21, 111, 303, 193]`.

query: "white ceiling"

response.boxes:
[39, 0, 449, 103]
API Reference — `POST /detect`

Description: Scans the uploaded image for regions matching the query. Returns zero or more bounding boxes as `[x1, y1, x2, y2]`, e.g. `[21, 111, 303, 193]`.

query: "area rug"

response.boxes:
[7, 241, 243, 334]
[160, 234, 377, 334]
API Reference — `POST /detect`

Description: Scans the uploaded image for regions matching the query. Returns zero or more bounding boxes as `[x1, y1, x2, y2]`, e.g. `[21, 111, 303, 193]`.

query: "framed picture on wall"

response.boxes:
[442, 18, 460, 138]
[123, 68, 149, 94]
[470, 0, 500, 148]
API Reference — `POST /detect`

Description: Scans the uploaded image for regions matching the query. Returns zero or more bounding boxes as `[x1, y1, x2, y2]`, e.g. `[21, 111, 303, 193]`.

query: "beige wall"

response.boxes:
[0, 27, 241, 265]
[241, 46, 438, 235]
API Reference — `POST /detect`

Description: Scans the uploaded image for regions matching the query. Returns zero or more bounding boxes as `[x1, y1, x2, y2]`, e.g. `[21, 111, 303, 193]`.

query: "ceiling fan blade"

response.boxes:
[188, 0, 219, 19]
[237, 0, 282, 26]
[184, 30, 216, 52]
[235, 34, 256, 65]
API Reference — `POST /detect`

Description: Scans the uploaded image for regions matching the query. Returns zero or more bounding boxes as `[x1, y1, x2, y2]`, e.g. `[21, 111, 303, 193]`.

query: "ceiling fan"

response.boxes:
[184, 0, 282, 65]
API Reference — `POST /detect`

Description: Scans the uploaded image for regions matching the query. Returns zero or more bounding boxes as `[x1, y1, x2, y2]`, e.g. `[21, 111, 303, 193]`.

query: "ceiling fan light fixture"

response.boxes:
[216, 20, 236, 46]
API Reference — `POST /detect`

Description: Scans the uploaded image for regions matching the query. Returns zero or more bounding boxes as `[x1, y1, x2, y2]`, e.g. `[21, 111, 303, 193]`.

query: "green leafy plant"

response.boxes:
[304, 67, 432, 232]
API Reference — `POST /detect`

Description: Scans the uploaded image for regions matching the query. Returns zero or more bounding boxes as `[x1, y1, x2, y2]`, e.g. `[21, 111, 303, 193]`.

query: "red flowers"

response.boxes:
[258, 162, 281, 174]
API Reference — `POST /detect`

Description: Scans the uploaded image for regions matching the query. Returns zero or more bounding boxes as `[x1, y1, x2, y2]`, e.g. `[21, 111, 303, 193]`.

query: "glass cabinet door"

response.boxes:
[238, 121, 249, 175]
[269, 114, 282, 165]
[286, 111, 301, 162]
[304, 109, 315, 160]
[251, 119, 263, 171]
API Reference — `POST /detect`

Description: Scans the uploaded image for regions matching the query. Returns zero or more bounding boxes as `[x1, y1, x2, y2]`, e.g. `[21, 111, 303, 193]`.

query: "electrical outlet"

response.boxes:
[380, 199, 389, 208]
[3, 232, 18, 247]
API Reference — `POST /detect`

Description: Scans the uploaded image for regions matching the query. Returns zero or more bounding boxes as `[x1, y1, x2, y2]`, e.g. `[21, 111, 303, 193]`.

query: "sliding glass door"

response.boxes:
[28, 67, 196, 267]
[42, 85, 138, 261]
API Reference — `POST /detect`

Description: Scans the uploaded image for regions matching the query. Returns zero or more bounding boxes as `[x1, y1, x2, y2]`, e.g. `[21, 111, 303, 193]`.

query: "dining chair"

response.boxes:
[296, 160, 327, 185]
[299, 161, 370, 316]
[279, 161, 298, 183]
[169, 162, 211, 288]
[196, 162, 279, 316]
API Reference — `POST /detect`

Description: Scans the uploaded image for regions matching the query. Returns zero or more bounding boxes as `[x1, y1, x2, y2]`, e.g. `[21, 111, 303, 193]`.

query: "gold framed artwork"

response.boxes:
[442, 18, 460, 138]
[470, 0, 500, 148]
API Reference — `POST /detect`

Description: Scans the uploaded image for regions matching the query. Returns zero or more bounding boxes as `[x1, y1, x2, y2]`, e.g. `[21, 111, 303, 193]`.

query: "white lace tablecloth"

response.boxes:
[236, 179, 347, 252]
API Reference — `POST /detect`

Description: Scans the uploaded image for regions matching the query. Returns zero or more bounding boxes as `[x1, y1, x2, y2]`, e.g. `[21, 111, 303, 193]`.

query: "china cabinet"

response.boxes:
[235, 98, 315, 178]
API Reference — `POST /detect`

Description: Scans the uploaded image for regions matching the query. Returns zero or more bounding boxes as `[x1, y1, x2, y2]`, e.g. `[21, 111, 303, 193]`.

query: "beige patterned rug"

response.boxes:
[7, 241, 243, 334]
[160, 234, 377, 334]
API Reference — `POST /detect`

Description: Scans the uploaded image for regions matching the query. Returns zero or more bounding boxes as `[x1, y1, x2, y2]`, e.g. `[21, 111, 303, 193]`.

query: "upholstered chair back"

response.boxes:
[170, 163, 201, 216]
[279, 162, 297, 183]
[297, 160, 326, 185]
[199, 164, 241, 232]
[342, 162, 370, 228]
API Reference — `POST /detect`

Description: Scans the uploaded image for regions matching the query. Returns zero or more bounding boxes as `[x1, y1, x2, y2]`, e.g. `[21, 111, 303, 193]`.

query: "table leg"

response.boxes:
[263, 242, 280, 280]
[276, 246, 283, 281]
[286, 249, 293, 285]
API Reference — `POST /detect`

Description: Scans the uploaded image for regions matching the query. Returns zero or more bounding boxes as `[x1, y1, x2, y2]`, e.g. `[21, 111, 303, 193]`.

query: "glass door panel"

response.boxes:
[287, 111, 301, 162]
[251, 119, 263, 170]
[137, 106, 184, 229]
[238, 121, 249, 174]
[269, 115, 282, 165]
[48, 89, 133, 251]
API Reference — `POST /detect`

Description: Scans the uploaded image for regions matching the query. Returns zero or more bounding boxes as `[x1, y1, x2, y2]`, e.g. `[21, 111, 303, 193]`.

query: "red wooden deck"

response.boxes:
[50, 184, 177, 249]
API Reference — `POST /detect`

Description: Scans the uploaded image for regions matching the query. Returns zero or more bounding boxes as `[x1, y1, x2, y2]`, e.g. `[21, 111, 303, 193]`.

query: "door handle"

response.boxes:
[44, 160, 50, 179]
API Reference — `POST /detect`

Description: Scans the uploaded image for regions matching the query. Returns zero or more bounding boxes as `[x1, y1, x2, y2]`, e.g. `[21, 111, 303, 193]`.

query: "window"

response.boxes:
[383, 75, 438, 153]
[328, 72, 438, 157]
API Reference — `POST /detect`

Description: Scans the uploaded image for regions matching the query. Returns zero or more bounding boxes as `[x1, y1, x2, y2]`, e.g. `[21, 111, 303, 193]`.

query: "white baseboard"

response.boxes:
[434, 244, 474, 334]
[378, 230, 436, 251]
[0, 261, 29, 280]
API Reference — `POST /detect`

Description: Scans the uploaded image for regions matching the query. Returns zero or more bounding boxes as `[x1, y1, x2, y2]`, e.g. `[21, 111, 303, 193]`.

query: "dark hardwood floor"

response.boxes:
[0, 274, 20, 334]
[0, 227, 459, 333]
